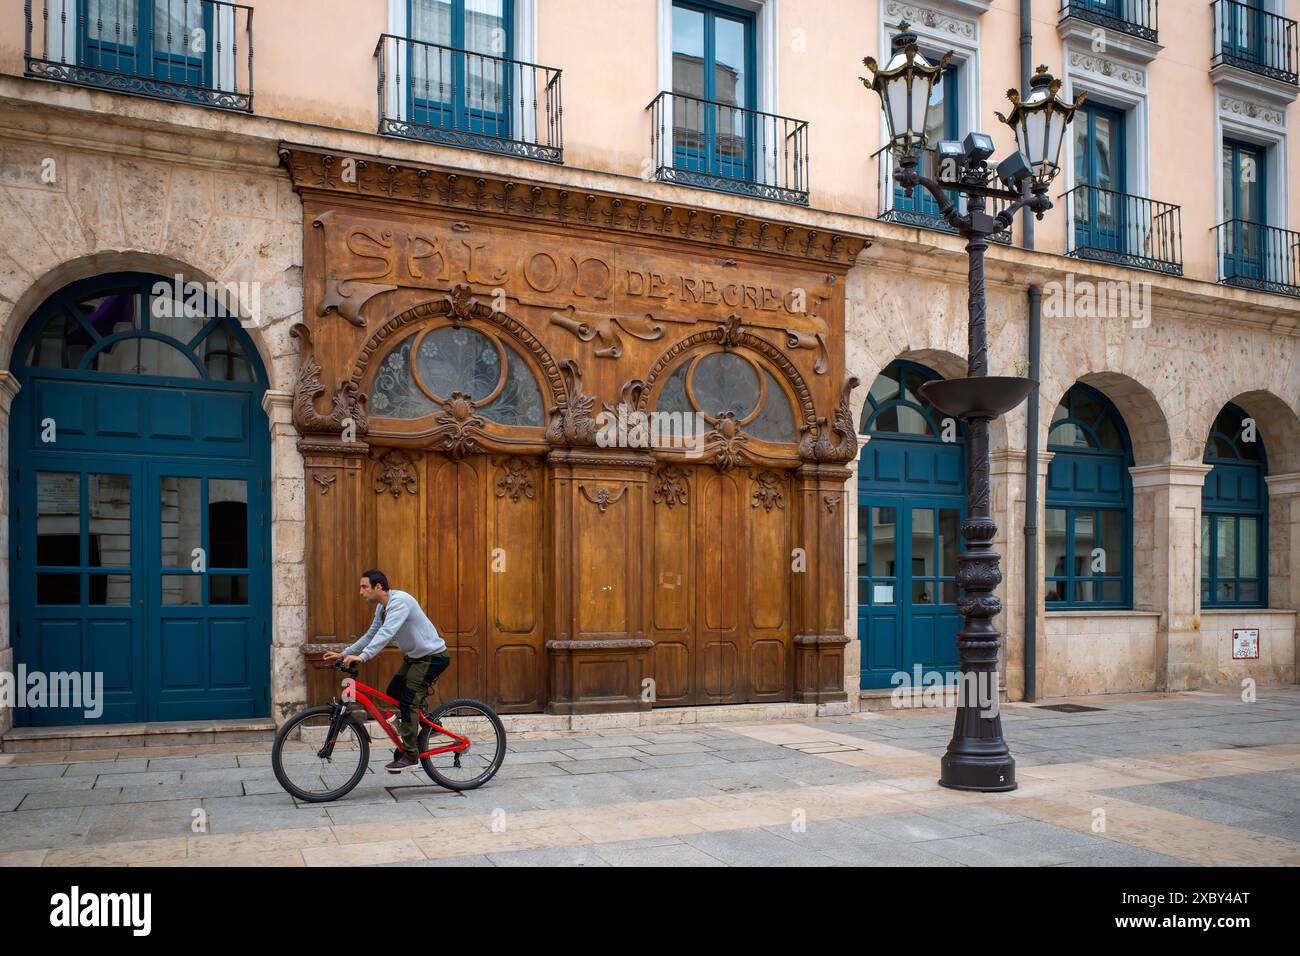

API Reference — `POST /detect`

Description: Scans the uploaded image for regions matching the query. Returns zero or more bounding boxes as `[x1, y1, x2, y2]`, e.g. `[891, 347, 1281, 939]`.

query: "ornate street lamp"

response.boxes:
[862, 26, 1081, 792]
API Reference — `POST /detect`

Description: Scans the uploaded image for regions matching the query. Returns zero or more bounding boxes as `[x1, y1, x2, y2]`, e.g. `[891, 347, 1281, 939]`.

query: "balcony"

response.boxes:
[24, 0, 253, 112]
[1062, 186, 1183, 276]
[1212, 0, 1298, 87]
[873, 146, 1012, 246]
[1216, 220, 1300, 297]
[375, 34, 562, 164]
[1059, 0, 1158, 45]
[647, 92, 809, 206]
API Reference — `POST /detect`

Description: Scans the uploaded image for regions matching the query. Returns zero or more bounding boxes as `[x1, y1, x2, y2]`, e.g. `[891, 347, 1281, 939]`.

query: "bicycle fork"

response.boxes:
[316, 700, 351, 760]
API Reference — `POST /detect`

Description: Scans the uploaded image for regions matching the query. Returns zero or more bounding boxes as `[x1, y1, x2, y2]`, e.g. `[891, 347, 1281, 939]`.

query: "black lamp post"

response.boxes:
[862, 24, 1083, 792]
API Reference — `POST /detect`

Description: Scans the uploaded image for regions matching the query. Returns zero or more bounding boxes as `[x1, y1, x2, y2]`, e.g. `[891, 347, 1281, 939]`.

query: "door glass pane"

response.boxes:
[1238, 150, 1261, 224]
[153, 0, 203, 57]
[1099, 580, 1123, 602]
[713, 16, 746, 109]
[1216, 581, 1237, 603]
[872, 506, 896, 604]
[464, 0, 507, 113]
[1201, 515, 1211, 578]
[856, 506, 869, 572]
[89, 474, 131, 567]
[89, 574, 132, 606]
[209, 479, 248, 568]
[1073, 512, 1096, 577]
[411, 0, 454, 104]
[88, 0, 140, 44]
[1239, 516, 1258, 578]
[1075, 579, 1095, 603]
[1238, 581, 1259, 603]
[938, 508, 960, 577]
[160, 476, 201, 568]
[911, 509, 935, 578]
[37, 472, 80, 567]
[1046, 508, 1067, 582]
[211, 575, 249, 605]
[161, 574, 202, 605]
[1094, 113, 1117, 193]
[671, 4, 706, 99]
[1099, 509, 1124, 579]
[37, 574, 80, 605]
[1216, 515, 1236, 578]
[911, 581, 935, 604]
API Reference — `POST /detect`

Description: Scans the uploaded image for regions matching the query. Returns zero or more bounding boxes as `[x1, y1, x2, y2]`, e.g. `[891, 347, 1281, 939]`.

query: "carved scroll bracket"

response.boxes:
[291, 322, 369, 436]
[798, 375, 860, 464]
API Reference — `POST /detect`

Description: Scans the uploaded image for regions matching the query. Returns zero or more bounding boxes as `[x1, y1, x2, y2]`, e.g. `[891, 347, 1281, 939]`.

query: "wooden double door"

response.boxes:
[376, 451, 546, 713]
[648, 465, 795, 706]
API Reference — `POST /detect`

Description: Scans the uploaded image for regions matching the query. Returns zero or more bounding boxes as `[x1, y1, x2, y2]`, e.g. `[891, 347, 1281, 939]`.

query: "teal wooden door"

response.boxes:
[857, 361, 965, 689]
[11, 272, 270, 726]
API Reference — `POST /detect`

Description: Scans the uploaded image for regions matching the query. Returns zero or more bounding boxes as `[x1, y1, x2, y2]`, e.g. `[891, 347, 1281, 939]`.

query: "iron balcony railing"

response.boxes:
[648, 91, 809, 206]
[873, 146, 1013, 245]
[24, 0, 252, 111]
[1059, 0, 1158, 44]
[1216, 220, 1300, 297]
[1212, 0, 1299, 85]
[1062, 185, 1183, 276]
[375, 34, 562, 163]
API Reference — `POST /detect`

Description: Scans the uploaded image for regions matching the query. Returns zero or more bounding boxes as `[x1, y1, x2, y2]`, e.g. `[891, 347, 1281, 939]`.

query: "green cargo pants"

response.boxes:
[385, 651, 451, 759]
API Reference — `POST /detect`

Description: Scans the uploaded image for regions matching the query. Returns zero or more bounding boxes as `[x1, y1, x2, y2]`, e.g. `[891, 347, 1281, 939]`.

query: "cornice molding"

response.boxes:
[278, 144, 869, 267]
[883, 0, 982, 42]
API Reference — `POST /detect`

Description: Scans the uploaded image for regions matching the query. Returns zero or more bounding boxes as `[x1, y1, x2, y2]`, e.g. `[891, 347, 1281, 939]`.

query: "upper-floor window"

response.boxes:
[26, 0, 253, 111]
[670, 0, 756, 183]
[1072, 101, 1127, 250]
[407, 0, 512, 138]
[1221, 138, 1269, 280]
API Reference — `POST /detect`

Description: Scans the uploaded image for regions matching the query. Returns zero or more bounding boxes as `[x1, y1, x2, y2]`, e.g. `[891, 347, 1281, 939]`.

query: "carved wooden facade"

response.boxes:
[282, 145, 867, 714]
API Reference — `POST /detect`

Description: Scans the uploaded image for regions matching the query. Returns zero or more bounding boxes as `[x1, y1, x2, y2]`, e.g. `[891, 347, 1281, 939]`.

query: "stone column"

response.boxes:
[991, 449, 1026, 700]
[1130, 462, 1212, 692]
[0, 372, 20, 736]
[792, 462, 851, 705]
[841, 448, 864, 708]
[263, 390, 307, 722]
[1263, 472, 1300, 681]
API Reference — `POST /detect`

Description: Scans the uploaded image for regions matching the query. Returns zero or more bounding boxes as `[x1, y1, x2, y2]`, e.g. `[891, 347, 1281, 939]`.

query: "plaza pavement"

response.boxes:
[0, 687, 1297, 867]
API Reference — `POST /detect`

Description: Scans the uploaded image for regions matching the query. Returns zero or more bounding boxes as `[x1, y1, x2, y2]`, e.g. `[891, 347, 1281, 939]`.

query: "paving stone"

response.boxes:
[496, 761, 570, 779]
[204, 807, 333, 835]
[487, 845, 610, 867]
[147, 754, 241, 771]
[379, 854, 495, 867]
[559, 747, 644, 760]
[633, 752, 732, 769]
[1057, 842, 1195, 867]
[565, 736, 651, 749]
[506, 750, 575, 765]
[919, 805, 1029, 830]
[17, 788, 125, 810]
[0, 807, 91, 851]
[680, 828, 834, 866]
[0, 776, 96, 796]
[118, 780, 245, 803]
[594, 842, 728, 867]
[848, 811, 980, 844]
[821, 842, 963, 867]
[979, 820, 1108, 850]
[0, 763, 74, 781]
[61, 759, 151, 777]
[762, 818, 896, 852]
[508, 738, 592, 753]
[919, 834, 1073, 867]
[326, 802, 436, 825]
[557, 757, 649, 775]
[633, 741, 717, 756]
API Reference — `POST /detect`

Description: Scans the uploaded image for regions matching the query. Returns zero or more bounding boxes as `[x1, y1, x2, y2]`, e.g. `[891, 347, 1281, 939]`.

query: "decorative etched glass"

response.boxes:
[415, 326, 500, 400]
[479, 344, 544, 426]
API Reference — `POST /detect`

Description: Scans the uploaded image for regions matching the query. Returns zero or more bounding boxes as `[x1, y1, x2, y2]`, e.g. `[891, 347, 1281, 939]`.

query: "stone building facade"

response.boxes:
[0, 0, 1297, 735]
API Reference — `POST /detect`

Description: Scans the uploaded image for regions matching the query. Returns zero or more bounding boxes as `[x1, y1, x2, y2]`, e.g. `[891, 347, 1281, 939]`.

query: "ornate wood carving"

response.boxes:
[750, 470, 786, 512]
[374, 449, 419, 497]
[290, 323, 369, 435]
[706, 414, 750, 472]
[824, 493, 841, 514]
[549, 305, 666, 358]
[578, 483, 627, 514]
[494, 456, 536, 502]
[546, 360, 600, 447]
[313, 473, 336, 495]
[652, 465, 690, 508]
[430, 393, 487, 459]
[799, 376, 860, 463]
[282, 146, 869, 266]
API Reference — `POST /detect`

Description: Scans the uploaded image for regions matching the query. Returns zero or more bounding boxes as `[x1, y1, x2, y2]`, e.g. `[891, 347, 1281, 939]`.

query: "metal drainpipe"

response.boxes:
[1021, 0, 1039, 701]
[1024, 287, 1041, 702]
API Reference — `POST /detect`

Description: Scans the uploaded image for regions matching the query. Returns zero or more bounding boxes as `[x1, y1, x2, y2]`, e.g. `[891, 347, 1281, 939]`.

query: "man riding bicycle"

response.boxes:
[322, 569, 450, 773]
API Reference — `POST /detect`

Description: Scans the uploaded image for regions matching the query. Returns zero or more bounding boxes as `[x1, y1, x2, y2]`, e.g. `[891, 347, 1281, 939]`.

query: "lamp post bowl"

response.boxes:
[918, 375, 1037, 420]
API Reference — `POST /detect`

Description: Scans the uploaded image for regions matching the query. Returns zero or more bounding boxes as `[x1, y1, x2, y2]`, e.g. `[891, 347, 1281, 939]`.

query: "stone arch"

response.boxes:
[1042, 371, 1173, 468]
[1, 252, 282, 391]
[1199, 389, 1300, 475]
[348, 290, 566, 408]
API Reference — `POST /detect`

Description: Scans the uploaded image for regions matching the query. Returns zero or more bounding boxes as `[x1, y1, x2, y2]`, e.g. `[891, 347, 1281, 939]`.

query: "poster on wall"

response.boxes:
[1231, 627, 1260, 660]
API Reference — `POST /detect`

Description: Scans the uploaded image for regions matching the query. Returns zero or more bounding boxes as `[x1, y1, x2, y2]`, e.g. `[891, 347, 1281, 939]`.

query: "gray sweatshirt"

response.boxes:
[342, 590, 447, 662]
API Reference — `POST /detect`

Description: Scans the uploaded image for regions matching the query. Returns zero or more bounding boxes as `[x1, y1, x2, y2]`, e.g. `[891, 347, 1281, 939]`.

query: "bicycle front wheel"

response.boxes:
[419, 698, 507, 791]
[272, 704, 370, 802]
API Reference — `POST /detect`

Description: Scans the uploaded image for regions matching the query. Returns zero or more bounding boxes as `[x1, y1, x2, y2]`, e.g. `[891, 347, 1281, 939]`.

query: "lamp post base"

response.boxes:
[940, 751, 1017, 792]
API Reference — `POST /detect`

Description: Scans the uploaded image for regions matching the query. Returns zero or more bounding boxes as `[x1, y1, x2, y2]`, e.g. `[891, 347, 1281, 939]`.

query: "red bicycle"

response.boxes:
[271, 660, 506, 802]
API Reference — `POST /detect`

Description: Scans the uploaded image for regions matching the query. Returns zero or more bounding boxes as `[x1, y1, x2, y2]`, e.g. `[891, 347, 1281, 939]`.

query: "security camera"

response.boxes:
[996, 150, 1033, 189]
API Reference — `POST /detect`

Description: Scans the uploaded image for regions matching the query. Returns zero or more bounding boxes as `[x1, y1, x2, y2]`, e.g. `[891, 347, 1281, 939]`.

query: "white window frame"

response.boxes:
[655, 0, 779, 178]
[1061, 52, 1151, 259]
[1216, 97, 1288, 235]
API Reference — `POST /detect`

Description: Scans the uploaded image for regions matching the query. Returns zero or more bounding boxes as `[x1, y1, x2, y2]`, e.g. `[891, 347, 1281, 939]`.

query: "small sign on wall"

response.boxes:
[1232, 627, 1260, 660]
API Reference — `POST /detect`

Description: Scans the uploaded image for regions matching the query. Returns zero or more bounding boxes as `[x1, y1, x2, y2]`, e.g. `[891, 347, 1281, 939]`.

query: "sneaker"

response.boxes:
[385, 755, 419, 773]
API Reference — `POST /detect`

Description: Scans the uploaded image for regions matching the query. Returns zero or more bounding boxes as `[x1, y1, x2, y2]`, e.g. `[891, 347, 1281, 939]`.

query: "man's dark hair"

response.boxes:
[360, 569, 390, 592]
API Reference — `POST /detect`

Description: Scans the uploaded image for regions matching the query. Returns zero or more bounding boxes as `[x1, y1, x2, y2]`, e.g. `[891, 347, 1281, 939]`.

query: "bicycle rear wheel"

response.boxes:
[272, 704, 370, 802]
[418, 698, 506, 791]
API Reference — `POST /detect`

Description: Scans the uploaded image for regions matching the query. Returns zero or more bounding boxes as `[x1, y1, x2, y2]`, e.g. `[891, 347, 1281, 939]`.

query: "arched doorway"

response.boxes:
[856, 360, 965, 689]
[1045, 382, 1133, 608]
[10, 272, 271, 725]
[1202, 403, 1267, 607]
